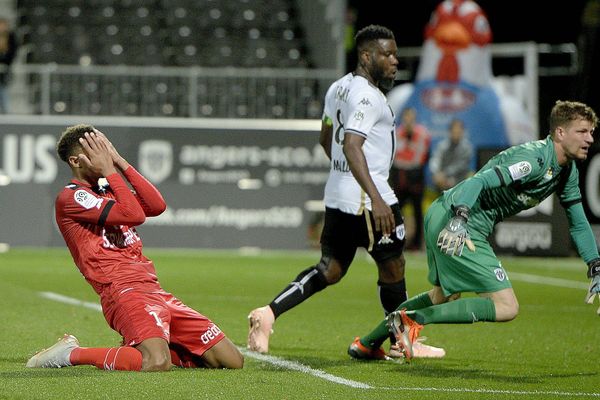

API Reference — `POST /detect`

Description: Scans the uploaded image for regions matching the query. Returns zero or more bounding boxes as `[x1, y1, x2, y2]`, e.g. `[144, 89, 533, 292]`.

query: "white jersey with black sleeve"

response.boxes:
[322, 73, 398, 215]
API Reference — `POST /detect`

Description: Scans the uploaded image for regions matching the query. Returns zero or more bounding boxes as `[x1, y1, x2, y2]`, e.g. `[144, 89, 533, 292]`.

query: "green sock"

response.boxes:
[360, 318, 391, 349]
[399, 291, 433, 311]
[410, 297, 496, 324]
[360, 297, 496, 349]
[360, 292, 433, 349]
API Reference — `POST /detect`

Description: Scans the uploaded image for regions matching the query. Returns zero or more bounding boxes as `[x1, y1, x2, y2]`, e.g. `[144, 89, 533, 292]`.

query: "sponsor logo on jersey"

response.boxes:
[537, 157, 544, 168]
[353, 110, 364, 121]
[517, 193, 539, 207]
[494, 267, 506, 282]
[74, 189, 104, 210]
[508, 161, 532, 181]
[358, 97, 372, 106]
[102, 226, 141, 249]
[200, 323, 222, 344]
[543, 167, 553, 180]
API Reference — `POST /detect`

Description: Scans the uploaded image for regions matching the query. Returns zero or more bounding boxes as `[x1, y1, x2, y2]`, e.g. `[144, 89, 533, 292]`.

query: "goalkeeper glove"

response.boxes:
[437, 205, 475, 256]
[585, 258, 600, 315]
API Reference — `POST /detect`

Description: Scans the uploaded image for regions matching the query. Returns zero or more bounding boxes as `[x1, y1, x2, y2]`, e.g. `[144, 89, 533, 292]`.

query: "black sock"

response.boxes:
[378, 279, 407, 347]
[378, 279, 407, 314]
[269, 266, 328, 318]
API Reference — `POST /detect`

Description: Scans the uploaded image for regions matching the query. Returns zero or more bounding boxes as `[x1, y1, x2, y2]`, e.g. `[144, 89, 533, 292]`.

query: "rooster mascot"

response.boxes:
[388, 0, 535, 175]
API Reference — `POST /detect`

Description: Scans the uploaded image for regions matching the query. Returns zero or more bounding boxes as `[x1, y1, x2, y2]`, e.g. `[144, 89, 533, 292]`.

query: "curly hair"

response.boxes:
[56, 124, 95, 162]
[355, 25, 395, 53]
[549, 100, 598, 136]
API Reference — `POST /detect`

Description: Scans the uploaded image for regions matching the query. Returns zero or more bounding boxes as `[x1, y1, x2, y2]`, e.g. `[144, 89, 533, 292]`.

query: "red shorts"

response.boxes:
[101, 289, 225, 359]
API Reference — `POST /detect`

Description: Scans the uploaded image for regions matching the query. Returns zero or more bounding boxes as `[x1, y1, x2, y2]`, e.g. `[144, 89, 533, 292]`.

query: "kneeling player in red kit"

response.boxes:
[26, 125, 243, 371]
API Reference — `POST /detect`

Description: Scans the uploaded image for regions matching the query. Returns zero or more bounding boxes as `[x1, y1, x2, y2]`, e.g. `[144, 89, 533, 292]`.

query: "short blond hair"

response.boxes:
[549, 100, 598, 136]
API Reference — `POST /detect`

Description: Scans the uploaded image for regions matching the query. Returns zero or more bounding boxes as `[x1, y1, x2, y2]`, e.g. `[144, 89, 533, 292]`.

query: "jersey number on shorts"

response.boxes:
[148, 310, 164, 328]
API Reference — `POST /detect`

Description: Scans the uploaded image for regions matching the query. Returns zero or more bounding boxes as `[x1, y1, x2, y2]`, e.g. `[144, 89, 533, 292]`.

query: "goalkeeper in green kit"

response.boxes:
[348, 100, 600, 361]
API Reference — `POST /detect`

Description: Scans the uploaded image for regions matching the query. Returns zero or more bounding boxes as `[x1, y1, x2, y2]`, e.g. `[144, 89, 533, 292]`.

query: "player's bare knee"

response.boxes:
[494, 299, 519, 322]
[218, 347, 244, 369]
[202, 347, 244, 369]
[223, 351, 244, 369]
[377, 255, 405, 282]
[505, 300, 519, 321]
[322, 269, 342, 284]
[447, 293, 461, 302]
[141, 354, 172, 371]
[496, 308, 518, 322]
[429, 287, 452, 305]
[318, 257, 346, 284]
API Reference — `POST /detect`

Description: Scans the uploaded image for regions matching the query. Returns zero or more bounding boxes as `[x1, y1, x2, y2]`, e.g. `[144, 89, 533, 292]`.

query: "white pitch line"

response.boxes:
[509, 272, 589, 289]
[39, 291, 103, 312]
[380, 386, 600, 397]
[240, 349, 372, 389]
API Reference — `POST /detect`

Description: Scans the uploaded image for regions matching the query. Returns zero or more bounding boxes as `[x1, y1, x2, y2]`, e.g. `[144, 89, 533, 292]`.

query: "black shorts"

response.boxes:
[320, 204, 405, 266]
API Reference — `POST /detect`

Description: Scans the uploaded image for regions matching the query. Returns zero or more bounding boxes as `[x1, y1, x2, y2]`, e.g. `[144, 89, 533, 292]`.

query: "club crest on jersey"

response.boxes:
[74, 190, 103, 210]
[508, 161, 532, 181]
[395, 224, 405, 240]
[494, 267, 506, 282]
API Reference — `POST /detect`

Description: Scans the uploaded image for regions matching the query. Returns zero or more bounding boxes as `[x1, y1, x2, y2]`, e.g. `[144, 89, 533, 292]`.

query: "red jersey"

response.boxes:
[55, 167, 166, 296]
[393, 123, 431, 169]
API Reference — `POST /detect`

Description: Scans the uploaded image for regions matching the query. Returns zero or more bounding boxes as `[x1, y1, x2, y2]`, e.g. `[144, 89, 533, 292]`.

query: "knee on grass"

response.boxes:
[141, 352, 172, 371]
[202, 342, 244, 369]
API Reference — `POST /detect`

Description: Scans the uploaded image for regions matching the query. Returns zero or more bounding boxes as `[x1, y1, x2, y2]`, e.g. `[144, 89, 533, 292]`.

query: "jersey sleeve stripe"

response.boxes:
[493, 166, 506, 186]
[98, 200, 115, 226]
[561, 198, 582, 209]
[344, 129, 368, 138]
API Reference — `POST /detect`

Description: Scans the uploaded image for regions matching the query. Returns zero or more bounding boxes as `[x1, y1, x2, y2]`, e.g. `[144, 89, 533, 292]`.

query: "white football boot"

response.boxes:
[26, 334, 80, 368]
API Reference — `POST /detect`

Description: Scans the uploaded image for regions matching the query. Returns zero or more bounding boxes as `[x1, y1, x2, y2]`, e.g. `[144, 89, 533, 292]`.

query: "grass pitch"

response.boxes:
[1, 247, 599, 399]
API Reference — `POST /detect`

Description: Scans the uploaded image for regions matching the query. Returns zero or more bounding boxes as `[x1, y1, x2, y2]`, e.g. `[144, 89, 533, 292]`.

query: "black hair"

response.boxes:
[354, 25, 395, 53]
[56, 123, 95, 162]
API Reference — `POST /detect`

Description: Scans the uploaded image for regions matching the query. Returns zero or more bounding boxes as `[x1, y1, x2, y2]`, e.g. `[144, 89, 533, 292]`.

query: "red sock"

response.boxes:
[70, 347, 143, 371]
[169, 349, 198, 368]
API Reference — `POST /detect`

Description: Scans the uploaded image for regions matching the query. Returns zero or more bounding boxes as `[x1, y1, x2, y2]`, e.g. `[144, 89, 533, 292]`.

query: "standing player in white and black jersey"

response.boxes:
[247, 25, 444, 359]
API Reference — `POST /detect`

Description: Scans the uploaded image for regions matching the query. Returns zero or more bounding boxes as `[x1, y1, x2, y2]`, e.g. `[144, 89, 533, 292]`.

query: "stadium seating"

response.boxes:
[15, 0, 322, 118]
[17, 0, 309, 68]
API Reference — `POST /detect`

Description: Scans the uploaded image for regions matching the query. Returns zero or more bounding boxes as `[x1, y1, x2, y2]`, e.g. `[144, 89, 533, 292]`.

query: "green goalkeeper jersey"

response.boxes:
[440, 135, 599, 262]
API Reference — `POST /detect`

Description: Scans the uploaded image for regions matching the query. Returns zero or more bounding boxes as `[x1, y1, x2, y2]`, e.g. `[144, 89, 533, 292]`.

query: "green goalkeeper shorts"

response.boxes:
[424, 198, 512, 296]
